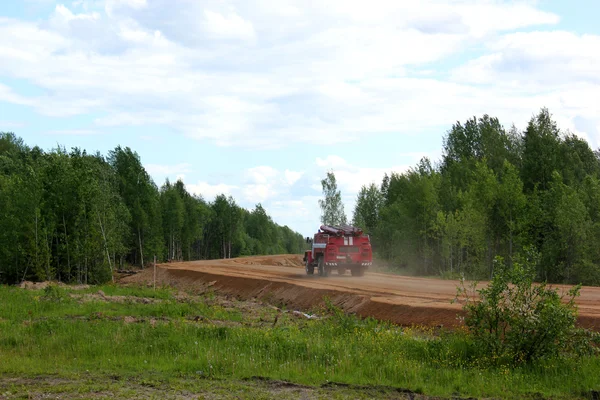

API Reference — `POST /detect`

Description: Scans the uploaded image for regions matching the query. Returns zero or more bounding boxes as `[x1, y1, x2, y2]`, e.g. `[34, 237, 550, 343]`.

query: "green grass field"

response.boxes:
[0, 283, 598, 399]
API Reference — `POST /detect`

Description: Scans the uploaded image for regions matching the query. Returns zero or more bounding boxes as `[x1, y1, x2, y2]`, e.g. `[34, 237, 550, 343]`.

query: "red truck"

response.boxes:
[303, 225, 373, 277]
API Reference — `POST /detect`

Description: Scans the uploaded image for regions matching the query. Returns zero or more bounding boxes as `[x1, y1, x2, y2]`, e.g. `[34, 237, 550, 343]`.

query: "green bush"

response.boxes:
[42, 284, 69, 303]
[455, 248, 599, 366]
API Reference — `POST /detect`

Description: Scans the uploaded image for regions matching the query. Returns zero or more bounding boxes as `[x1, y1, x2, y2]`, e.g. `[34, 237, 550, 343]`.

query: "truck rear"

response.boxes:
[303, 225, 372, 277]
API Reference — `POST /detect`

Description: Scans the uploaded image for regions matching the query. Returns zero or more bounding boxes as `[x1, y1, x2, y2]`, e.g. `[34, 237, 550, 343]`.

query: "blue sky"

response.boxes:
[1, 0, 599, 237]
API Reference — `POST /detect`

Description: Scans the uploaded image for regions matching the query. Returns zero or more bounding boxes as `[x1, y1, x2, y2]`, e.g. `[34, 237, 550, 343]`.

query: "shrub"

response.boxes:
[42, 284, 69, 303]
[455, 248, 598, 366]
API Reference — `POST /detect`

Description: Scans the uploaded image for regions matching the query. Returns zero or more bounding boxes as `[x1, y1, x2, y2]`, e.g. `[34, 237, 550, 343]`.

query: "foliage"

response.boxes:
[371, 108, 600, 285]
[318, 170, 347, 226]
[0, 133, 305, 284]
[455, 248, 599, 366]
[352, 183, 383, 234]
[41, 284, 70, 303]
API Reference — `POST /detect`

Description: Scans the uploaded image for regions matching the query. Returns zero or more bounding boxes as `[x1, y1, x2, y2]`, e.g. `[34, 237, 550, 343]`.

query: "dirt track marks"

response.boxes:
[122, 254, 600, 331]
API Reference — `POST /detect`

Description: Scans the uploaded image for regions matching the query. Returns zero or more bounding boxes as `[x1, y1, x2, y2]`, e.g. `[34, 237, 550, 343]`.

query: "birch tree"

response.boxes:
[319, 171, 347, 226]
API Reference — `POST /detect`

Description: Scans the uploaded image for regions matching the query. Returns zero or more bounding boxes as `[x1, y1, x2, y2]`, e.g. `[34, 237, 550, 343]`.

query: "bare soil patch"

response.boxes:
[19, 281, 90, 291]
[0, 375, 430, 399]
[70, 290, 159, 304]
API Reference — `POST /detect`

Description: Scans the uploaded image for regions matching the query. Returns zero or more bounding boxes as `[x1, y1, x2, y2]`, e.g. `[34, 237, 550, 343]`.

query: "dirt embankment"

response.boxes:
[121, 254, 600, 331]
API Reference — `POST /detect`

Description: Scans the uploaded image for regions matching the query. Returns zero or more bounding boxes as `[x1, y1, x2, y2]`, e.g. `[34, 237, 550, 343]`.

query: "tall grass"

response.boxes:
[0, 284, 598, 398]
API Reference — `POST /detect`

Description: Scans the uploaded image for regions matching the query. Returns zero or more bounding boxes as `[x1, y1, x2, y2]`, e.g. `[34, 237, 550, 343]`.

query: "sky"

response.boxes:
[1, 0, 599, 238]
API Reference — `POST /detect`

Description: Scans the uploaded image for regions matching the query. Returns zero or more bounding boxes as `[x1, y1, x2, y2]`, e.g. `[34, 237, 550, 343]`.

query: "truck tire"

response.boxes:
[318, 257, 328, 277]
[351, 265, 365, 277]
[306, 260, 314, 275]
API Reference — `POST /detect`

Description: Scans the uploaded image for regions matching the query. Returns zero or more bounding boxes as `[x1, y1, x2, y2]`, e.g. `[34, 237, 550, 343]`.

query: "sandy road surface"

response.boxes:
[123, 254, 600, 330]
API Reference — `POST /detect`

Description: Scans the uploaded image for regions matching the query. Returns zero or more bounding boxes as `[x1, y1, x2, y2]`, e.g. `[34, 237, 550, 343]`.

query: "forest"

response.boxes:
[350, 108, 600, 285]
[0, 133, 305, 284]
[4, 107, 600, 286]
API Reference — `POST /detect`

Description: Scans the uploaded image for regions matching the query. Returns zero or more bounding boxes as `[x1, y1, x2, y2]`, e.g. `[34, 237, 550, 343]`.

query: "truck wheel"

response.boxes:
[318, 258, 328, 277]
[351, 266, 365, 277]
[306, 260, 314, 275]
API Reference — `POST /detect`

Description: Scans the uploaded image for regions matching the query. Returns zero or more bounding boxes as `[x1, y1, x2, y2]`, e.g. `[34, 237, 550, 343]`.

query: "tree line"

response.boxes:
[0, 133, 305, 284]
[348, 108, 600, 285]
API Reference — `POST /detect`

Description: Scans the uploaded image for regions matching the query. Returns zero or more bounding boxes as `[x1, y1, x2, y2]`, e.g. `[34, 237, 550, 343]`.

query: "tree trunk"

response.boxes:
[44, 229, 51, 280]
[509, 229, 513, 265]
[63, 214, 71, 279]
[172, 232, 175, 261]
[23, 210, 39, 283]
[508, 209, 513, 266]
[487, 237, 493, 279]
[35, 210, 38, 270]
[450, 242, 453, 274]
[138, 227, 144, 267]
[53, 231, 60, 282]
[56, 234, 61, 282]
[97, 211, 114, 282]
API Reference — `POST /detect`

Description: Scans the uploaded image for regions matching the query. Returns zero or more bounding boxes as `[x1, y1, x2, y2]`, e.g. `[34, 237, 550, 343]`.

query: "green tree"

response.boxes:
[318, 171, 347, 226]
[495, 160, 526, 262]
[374, 158, 440, 274]
[108, 146, 162, 267]
[0, 133, 307, 284]
[161, 179, 185, 261]
[559, 133, 600, 186]
[521, 108, 561, 192]
[352, 183, 383, 233]
[210, 194, 242, 259]
[246, 203, 274, 254]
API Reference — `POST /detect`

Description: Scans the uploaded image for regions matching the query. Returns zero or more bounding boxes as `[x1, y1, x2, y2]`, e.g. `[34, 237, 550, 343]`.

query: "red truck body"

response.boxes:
[303, 224, 372, 277]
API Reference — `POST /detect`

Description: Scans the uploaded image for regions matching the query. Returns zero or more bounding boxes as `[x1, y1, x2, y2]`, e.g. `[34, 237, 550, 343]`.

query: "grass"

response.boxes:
[0, 284, 599, 399]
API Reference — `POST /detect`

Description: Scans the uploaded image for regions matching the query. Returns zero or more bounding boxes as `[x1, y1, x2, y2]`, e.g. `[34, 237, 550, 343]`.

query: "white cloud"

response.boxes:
[186, 181, 237, 200]
[449, 30, 600, 147]
[105, 0, 147, 16]
[203, 10, 256, 41]
[455, 2, 559, 37]
[241, 166, 304, 203]
[284, 169, 303, 186]
[316, 155, 349, 169]
[268, 198, 313, 222]
[453, 31, 600, 86]
[51, 4, 101, 24]
[243, 184, 277, 203]
[315, 155, 409, 195]
[145, 163, 192, 177]
[0, 1, 576, 149]
[265, 195, 322, 237]
[245, 166, 278, 184]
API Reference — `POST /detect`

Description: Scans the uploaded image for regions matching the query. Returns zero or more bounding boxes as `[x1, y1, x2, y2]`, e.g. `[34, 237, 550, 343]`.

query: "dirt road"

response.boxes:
[122, 254, 600, 330]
